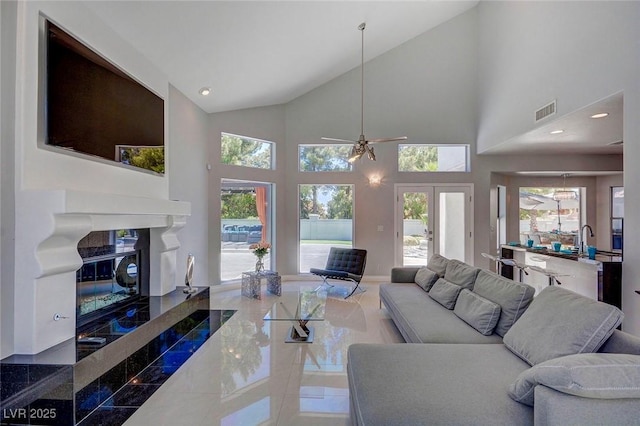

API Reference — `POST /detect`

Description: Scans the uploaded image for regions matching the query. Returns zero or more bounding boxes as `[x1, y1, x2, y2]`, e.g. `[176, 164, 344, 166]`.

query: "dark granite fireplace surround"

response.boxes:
[1, 287, 233, 426]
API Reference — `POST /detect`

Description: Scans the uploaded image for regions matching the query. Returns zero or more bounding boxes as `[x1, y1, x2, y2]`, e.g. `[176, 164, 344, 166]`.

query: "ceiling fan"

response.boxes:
[322, 22, 407, 163]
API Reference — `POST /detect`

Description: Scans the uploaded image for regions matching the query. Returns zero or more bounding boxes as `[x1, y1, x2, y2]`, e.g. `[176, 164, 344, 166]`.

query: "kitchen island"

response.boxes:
[500, 245, 622, 308]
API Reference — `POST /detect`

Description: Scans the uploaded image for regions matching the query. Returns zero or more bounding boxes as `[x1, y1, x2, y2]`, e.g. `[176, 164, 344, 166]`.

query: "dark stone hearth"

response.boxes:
[1, 288, 233, 426]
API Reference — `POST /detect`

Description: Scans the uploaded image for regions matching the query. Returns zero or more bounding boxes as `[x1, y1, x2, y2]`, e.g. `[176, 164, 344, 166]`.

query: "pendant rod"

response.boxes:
[359, 22, 365, 139]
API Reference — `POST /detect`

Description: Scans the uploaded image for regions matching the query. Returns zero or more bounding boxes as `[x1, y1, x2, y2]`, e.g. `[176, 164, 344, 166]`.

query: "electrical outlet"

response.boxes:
[377, 225, 384, 232]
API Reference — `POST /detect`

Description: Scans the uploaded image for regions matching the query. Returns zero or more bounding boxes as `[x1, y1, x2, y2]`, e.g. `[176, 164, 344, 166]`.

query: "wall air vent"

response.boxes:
[535, 100, 556, 122]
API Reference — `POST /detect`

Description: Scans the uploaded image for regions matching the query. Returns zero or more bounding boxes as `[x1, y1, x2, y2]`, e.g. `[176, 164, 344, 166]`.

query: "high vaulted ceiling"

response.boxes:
[84, 1, 478, 114]
[83, 1, 623, 156]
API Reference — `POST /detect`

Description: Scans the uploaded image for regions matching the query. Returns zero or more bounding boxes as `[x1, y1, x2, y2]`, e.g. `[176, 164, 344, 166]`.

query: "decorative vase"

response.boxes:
[255, 256, 265, 272]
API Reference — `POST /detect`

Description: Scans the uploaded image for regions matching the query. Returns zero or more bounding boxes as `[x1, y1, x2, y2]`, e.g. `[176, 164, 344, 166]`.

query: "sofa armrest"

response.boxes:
[390, 267, 420, 283]
[534, 385, 640, 426]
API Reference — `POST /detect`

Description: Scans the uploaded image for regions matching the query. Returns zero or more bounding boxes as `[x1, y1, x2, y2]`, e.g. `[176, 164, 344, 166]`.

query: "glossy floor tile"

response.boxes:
[124, 281, 403, 426]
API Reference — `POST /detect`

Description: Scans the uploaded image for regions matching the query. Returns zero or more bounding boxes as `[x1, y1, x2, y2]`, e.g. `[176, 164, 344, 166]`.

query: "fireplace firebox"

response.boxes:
[76, 229, 150, 327]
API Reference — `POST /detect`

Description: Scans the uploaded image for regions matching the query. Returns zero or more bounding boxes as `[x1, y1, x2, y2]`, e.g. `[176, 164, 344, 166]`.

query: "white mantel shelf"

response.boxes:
[49, 189, 190, 216]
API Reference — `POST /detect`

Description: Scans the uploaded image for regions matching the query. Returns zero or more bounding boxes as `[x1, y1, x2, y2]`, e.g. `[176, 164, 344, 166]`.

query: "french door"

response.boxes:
[395, 184, 473, 266]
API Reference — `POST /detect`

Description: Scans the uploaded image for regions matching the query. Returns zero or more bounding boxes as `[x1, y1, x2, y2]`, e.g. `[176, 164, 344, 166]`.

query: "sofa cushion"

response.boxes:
[348, 343, 533, 426]
[444, 259, 479, 290]
[414, 267, 439, 292]
[379, 283, 503, 344]
[427, 253, 449, 277]
[428, 278, 463, 309]
[503, 286, 624, 366]
[454, 289, 501, 336]
[472, 270, 536, 337]
[509, 353, 640, 406]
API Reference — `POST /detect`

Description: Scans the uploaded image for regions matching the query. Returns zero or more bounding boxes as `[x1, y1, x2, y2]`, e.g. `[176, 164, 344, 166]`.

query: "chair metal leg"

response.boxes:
[314, 276, 335, 293]
[322, 276, 334, 287]
[345, 281, 366, 299]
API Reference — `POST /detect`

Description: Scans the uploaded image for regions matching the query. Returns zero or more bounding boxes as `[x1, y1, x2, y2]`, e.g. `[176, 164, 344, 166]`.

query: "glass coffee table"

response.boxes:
[263, 289, 327, 343]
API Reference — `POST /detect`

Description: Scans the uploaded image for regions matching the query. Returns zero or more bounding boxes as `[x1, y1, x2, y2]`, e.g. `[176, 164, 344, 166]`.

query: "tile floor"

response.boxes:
[123, 281, 403, 426]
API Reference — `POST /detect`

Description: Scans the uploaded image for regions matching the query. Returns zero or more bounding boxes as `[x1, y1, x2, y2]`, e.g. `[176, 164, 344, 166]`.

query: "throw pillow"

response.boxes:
[472, 269, 535, 337]
[503, 286, 624, 366]
[443, 259, 480, 290]
[426, 253, 449, 277]
[509, 353, 640, 406]
[453, 289, 502, 336]
[428, 278, 463, 310]
[414, 267, 439, 292]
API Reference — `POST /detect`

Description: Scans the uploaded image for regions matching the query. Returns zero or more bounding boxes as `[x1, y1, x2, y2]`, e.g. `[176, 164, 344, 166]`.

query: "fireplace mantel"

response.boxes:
[13, 189, 191, 355]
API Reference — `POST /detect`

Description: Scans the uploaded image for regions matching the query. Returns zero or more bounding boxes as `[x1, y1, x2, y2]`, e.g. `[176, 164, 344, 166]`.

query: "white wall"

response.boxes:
[3, 0, 639, 357]
[1, 0, 17, 359]
[477, 1, 638, 153]
[1, 2, 205, 356]
[284, 7, 479, 277]
[168, 85, 210, 286]
[207, 6, 627, 285]
[477, 1, 640, 334]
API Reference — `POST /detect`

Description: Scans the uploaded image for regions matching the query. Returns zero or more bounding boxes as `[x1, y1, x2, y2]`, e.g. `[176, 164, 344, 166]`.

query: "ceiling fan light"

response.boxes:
[348, 152, 362, 163]
[348, 145, 363, 163]
[366, 145, 376, 161]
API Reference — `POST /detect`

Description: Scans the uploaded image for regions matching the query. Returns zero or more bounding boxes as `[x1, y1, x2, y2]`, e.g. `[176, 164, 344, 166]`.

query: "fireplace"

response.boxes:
[76, 229, 151, 327]
[11, 189, 190, 355]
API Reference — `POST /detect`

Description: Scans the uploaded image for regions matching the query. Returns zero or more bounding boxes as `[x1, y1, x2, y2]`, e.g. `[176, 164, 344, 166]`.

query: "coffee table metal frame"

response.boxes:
[264, 290, 326, 343]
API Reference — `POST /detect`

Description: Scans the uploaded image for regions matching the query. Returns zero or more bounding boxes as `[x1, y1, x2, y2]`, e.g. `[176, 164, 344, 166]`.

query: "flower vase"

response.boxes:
[255, 256, 265, 273]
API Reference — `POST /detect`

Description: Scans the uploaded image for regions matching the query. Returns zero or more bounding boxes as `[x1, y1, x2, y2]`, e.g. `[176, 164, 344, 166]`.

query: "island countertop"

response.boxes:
[500, 245, 622, 308]
[501, 244, 622, 264]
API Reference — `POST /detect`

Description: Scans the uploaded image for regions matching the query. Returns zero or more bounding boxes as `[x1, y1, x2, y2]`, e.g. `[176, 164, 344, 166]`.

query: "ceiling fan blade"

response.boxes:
[321, 137, 357, 144]
[368, 136, 408, 143]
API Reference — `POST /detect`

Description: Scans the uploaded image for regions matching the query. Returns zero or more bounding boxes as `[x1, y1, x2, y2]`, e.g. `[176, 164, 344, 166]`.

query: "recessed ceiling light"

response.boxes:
[591, 112, 609, 119]
[199, 87, 212, 96]
[550, 129, 564, 134]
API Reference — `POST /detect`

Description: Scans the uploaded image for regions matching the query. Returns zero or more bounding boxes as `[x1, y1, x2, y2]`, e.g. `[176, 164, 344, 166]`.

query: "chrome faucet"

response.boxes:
[579, 224, 595, 254]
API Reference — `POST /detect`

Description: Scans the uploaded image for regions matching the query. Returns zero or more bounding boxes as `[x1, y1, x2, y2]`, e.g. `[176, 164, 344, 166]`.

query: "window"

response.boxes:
[220, 180, 273, 281]
[299, 184, 353, 273]
[519, 187, 581, 245]
[398, 144, 469, 172]
[611, 186, 623, 251]
[221, 133, 273, 169]
[298, 144, 353, 172]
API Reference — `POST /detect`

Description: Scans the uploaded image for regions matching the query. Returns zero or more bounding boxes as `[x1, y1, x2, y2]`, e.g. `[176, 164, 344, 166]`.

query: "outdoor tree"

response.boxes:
[398, 145, 438, 172]
[327, 186, 353, 219]
[299, 145, 352, 171]
[299, 185, 327, 219]
[221, 193, 258, 219]
[403, 192, 427, 220]
[221, 134, 271, 168]
[124, 147, 165, 173]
